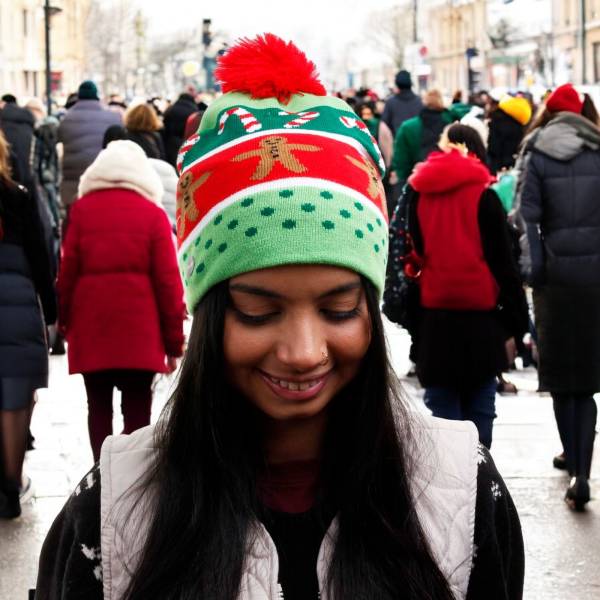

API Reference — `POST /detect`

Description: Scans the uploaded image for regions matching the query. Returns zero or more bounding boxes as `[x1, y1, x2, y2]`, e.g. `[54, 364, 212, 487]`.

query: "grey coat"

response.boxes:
[515, 112, 600, 392]
[57, 100, 122, 205]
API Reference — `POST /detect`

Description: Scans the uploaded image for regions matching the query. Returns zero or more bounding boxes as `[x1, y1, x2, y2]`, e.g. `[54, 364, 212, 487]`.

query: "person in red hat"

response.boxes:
[516, 84, 600, 511]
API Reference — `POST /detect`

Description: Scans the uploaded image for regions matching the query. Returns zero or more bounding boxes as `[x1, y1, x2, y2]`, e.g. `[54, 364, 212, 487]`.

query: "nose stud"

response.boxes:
[320, 351, 329, 366]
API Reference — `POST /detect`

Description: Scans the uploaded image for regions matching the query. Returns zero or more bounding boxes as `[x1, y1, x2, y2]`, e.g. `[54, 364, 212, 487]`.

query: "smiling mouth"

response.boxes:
[258, 370, 331, 398]
[265, 375, 322, 391]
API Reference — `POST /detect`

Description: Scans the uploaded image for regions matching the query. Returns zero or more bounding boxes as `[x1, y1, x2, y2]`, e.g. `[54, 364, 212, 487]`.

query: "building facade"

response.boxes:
[424, 0, 489, 95]
[553, 0, 600, 85]
[0, 0, 90, 101]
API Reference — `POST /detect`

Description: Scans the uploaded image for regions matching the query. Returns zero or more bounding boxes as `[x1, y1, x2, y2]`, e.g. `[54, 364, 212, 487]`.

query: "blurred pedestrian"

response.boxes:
[57, 80, 122, 208]
[0, 94, 35, 186]
[25, 97, 47, 123]
[162, 92, 198, 167]
[107, 94, 127, 117]
[381, 70, 423, 138]
[148, 158, 178, 230]
[124, 103, 166, 160]
[182, 104, 207, 141]
[357, 101, 380, 139]
[32, 114, 61, 236]
[488, 95, 531, 174]
[380, 70, 423, 212]
[101, 122, 177, 230]
[516, 83, 600, 510]
[391, 89, 468, 192]
[452, 90, 463, 105]
[0, 129, 56, 518]
[30, 106, 63, 355]
[407, 123, 528, 449]
[56, 140, 185, 461]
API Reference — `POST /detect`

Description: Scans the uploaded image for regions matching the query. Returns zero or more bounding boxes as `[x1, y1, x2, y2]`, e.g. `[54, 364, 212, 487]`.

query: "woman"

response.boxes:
[516, 83, 600, 510]
[124, 103, 166, 160]
[56, 140, 185, 461]
[487, 96, 532, 174]
[36, 35, 523, 599]
[0, 130, 56, 518]
[407, 123, 528, 449]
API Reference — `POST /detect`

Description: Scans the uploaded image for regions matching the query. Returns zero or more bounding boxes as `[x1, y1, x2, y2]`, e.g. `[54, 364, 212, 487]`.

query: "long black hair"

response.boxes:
[445, 122, 488, 165]
[123, 278, 455, 600]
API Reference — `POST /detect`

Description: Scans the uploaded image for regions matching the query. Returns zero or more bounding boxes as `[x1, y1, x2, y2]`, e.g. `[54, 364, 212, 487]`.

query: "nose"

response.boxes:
[275, 312, 327, 373]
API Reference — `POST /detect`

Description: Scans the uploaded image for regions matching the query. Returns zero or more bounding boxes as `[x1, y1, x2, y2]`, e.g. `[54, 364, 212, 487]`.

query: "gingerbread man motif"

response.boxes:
[232, 135, 321, 180]
[176, 171, 211, 237]
[345, 155, 385, 201]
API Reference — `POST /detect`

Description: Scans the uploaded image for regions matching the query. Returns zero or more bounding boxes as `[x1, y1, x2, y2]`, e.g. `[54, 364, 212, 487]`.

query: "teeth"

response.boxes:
[268, 376, 320, 391]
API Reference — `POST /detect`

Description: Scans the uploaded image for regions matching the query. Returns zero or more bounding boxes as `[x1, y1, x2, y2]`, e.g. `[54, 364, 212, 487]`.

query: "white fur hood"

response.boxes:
[78, 140, 164, 204]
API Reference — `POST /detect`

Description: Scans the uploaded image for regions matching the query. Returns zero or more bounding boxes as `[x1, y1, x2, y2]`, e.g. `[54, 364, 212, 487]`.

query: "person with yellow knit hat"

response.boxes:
[488, 94, 532, 174]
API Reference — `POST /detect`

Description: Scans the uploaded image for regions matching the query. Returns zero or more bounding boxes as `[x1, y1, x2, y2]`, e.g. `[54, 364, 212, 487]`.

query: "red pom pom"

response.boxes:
[215, 33, 326, 104]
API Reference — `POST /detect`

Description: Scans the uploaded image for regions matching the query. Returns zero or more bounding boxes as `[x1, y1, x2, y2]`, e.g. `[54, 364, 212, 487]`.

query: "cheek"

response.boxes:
[329, 314, 371, 372]
[223, 314, 272, 369]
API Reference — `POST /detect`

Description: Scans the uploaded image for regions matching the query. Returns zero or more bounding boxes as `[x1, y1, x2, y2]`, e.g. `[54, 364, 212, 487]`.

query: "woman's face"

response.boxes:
[224, 264, 371, 423]
[361, 106, 374, 120]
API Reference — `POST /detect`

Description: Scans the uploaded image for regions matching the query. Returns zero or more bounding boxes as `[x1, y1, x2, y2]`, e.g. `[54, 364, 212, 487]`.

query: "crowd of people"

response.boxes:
[0, 80, 201, 518]
[0, 31, 597, 599]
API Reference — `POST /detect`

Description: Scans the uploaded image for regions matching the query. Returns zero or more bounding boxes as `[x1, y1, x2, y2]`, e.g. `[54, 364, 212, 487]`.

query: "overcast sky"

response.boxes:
[142, 0, 402, 87]
[141, 0, 550, 87]
[144, 0, 399, 41]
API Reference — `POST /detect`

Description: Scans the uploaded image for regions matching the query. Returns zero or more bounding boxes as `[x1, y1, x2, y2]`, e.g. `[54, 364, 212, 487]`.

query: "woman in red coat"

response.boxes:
[57, 140, 185, 460]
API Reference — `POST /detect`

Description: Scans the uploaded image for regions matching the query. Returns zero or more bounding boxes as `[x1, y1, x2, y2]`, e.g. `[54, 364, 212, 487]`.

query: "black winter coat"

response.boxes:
[516, 112, 600, 393]
[126, 130, 166, 160]
[487, 110, 524, 174]
[0, 102, 34, 186]
[381, 90, 423, 137]
[162, 94, 198, 167]
[0, 181, 56, 378]
[409, 186, 528, 389]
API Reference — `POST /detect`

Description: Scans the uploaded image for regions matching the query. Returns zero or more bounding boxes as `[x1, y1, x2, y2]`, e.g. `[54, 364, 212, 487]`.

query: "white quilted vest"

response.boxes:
[99, 415, 478, 600]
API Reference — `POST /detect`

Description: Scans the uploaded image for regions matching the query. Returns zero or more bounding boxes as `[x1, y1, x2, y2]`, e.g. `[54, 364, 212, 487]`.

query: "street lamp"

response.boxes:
[44, 0, 62, 116]
[580, 0, 587, 84]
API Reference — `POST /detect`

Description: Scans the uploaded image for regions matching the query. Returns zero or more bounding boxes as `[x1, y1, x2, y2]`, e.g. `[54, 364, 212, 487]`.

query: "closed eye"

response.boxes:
[321, 307, 361, 321]
[232, 308, 279, 325]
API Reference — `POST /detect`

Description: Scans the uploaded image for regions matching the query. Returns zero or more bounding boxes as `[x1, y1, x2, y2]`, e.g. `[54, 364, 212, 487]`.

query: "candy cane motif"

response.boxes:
[278, 110, 320, 128]
[339, 116, 386, 172]
[218, 107, 262, 135]
[176, 134, 200, 174]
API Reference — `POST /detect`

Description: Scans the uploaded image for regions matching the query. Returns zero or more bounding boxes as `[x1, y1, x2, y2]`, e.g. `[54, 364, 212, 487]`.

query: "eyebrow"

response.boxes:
[228, 280, 362, 300]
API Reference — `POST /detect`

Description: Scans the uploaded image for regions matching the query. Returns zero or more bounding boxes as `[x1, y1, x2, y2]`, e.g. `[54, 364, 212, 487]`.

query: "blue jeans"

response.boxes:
[423, 378, 498, 448]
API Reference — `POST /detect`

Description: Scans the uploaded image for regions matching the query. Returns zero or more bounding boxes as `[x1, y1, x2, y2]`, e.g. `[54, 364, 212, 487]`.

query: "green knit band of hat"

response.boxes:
[178, 182, 387, 310]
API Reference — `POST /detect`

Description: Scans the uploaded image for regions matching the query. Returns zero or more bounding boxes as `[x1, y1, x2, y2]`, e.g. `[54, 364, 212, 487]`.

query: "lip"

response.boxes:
[258, 369, 332, 402]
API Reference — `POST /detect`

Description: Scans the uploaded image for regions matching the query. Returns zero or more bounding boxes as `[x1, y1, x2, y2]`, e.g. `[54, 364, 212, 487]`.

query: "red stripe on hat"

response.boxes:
[177, 133, 387, 243]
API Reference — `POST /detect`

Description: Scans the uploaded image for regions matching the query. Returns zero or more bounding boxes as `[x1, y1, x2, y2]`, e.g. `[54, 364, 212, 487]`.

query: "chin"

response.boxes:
[252, 386, 335, 423]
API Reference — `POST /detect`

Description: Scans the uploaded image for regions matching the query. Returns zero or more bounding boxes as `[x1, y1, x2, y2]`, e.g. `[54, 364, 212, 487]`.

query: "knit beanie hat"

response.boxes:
[498, 95, 532, 126]
[546, 83, 583, 114]
[176, 33, 387, 312]
[78, 80, 99, 100]
[395, 70, 412, 90]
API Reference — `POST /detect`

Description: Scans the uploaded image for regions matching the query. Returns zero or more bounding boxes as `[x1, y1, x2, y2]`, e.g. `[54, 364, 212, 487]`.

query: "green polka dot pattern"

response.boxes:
[178, 185, 388, 310]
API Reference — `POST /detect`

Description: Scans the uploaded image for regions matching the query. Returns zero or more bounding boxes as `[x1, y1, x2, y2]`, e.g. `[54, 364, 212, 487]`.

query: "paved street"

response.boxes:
[1, 320, 599, 600]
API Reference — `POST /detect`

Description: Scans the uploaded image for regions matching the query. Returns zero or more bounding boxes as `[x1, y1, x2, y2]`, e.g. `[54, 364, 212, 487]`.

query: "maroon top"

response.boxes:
[258, 459, 321, 513]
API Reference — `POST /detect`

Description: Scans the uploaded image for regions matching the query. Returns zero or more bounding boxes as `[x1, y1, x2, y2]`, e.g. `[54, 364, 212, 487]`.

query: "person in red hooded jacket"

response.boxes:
[406, 123, 528, 449]
[57, 140, 186, 461]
